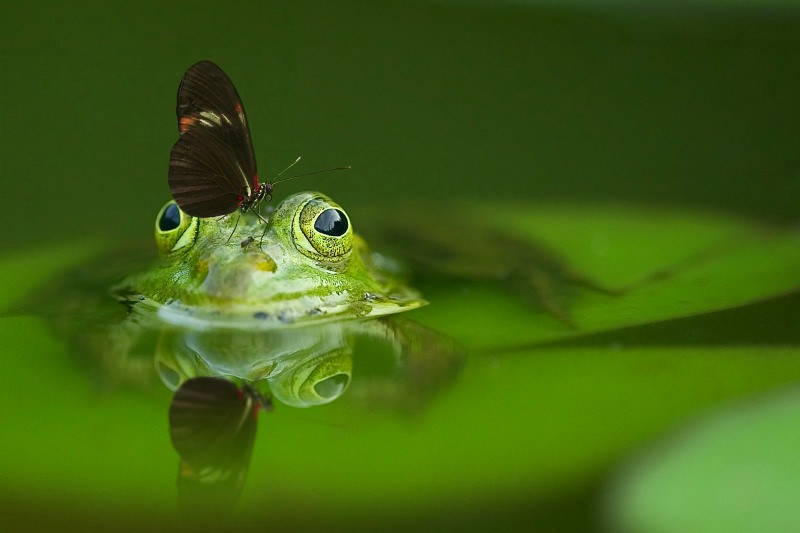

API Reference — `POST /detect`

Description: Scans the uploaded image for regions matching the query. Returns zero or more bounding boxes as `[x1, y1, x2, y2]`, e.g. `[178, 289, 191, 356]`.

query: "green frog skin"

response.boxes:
[117, 192, 425, 329]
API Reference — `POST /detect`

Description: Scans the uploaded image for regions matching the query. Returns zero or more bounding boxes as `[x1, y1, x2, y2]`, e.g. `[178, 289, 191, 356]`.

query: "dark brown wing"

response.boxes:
[169, 377, 259, 471]
[169, 127, 249, 217]
[168, 377, 262, 517]
[168, 61, 258, 217]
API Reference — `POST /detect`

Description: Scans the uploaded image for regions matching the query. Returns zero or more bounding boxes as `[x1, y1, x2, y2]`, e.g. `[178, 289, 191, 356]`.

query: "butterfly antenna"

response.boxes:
[271, 165, 351, 186]
[272, 156, 303, 181]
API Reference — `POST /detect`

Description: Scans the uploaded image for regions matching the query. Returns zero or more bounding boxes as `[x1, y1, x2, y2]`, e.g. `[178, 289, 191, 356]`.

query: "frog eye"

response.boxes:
[159, 203, 182, 232]
[314, 208, 349, 237]
[292, 196, 354, 262]
[155, 200, 198, 255]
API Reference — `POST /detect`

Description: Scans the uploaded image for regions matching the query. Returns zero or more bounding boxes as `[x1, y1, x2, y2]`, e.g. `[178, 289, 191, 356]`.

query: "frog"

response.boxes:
[114, 191, 427, 329]
[70, 192, 463, 515]
[94, 191, 464, 411]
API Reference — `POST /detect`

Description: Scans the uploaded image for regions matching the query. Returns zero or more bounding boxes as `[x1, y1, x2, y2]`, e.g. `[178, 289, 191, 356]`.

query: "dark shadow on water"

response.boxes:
[540, 290, 800, 349]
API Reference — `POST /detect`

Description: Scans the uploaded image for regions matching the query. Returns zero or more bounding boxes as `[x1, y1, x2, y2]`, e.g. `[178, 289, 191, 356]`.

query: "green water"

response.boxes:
[2, 1, 800, 531]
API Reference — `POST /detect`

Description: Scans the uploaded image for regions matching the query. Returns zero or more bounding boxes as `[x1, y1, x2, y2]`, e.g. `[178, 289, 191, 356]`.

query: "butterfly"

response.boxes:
[168, 61, 272, 219]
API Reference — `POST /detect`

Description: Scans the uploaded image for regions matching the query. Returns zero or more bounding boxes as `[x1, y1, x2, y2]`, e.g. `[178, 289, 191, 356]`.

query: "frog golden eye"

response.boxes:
[155, 200, 198, 255]
[292, 196, 353, 262]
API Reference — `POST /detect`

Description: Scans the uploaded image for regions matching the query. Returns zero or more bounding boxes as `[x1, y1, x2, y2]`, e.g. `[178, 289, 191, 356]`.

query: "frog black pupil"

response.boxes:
[160, 203, 181, 231]
[314, 209, 348, 237]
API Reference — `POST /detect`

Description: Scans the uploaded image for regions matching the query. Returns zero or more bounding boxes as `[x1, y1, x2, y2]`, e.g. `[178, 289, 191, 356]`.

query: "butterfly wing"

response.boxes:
[168, 61, 258, 217]
[169, 377, 263, 515]
[169, 127, 252, 217]
[168, 377, 259, 468]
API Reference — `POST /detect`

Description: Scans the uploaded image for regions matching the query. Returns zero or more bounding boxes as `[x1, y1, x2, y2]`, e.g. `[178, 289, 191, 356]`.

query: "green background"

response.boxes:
[2, 0, 800, 249]
[2, 1, 800, 531]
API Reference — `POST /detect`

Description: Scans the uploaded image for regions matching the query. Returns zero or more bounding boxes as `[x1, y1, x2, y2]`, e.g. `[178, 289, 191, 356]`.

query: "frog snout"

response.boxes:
[199, 250, 278, 299]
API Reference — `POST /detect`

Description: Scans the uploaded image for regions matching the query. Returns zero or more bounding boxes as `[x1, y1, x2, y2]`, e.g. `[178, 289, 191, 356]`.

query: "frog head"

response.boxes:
[121, 192, 425, 328]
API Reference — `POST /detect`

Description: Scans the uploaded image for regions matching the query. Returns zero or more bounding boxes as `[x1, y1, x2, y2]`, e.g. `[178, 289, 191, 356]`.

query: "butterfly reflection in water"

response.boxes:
[168, 377, 272, 517]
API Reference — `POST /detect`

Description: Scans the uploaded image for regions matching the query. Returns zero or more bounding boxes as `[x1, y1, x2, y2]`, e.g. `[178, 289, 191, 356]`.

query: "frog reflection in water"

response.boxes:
[109, 192, 463, 516]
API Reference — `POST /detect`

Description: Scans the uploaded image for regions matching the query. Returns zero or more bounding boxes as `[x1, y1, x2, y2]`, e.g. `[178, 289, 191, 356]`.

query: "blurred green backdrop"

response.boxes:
[2, 1, 800, 531]
[1, 0, 799, 252]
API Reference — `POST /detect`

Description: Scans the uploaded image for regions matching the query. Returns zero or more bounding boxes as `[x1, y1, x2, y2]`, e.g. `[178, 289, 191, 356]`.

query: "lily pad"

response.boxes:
[407, 202, 800, 350]
[605, 385, 800, 533]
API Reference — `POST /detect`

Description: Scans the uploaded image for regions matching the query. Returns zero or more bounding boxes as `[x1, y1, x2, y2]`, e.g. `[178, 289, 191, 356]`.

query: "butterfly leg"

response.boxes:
[225, 213, 242, 243]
